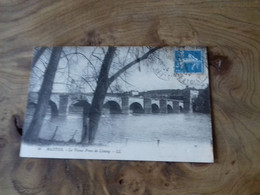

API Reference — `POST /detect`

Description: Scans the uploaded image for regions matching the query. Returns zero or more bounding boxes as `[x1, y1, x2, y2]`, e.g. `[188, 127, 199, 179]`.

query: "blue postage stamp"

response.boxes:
[174, 49, 204, 74]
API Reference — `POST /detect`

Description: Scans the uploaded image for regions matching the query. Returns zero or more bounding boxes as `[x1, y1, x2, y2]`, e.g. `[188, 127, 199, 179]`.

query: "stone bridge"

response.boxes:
[27, 89, 192, 116]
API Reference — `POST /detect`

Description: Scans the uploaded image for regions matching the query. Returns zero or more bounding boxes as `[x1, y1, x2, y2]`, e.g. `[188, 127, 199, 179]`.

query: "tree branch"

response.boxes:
[108, 47, 161, 85]
[81, 76, 96, 92]
[62, 51, 99, 80]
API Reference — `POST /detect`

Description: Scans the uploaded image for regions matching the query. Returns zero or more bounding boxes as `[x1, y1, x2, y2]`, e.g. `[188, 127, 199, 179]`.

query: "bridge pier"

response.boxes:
[183, 102, 190, 112]
[144, 98, 152, 114]
[172, 101, 180, 112]
[183, 87, 191, 112]
[160, 99, 167, 113]
[121, 97, 129, 114]
[59, 94, 69, 115]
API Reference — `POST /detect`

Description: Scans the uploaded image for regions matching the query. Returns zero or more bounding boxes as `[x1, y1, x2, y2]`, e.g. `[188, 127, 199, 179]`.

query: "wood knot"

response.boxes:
[86, 30, 102, 46]
[119, 179, 124, 185]
[13, 115, 23, 136]
[208, 51, 231, 74]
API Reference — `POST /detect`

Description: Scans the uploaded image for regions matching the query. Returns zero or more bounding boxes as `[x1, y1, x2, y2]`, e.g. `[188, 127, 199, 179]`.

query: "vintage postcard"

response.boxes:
[20, 46, 214, 163]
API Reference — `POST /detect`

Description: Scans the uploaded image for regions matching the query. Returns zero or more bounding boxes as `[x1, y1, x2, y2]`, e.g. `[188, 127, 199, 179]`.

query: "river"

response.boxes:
[23, 112, 212, 146]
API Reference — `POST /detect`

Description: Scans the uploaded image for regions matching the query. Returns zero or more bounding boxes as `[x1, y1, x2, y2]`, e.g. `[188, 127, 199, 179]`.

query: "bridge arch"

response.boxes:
[104, 97, 121, 108]
[151, 104, 160, 113]
[103, 101, 121, 114]
[27, 101, 58, 117]
[130, 102, 144, 114]
[179, 102, 184, 112]
[48, 100, 58, 117]
[129, 97, 144, 108]
[69, 100, 91, 115]
[167, 104, 173, 113]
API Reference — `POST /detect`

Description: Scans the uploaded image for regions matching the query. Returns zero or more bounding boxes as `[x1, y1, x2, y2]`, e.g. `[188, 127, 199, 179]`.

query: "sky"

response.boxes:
[30, 47, 208, 93]
[119, 62, 185, 92]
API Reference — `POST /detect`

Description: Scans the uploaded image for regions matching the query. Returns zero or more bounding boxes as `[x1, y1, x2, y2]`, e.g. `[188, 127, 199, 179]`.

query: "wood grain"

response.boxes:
[0, 0, 260, 194]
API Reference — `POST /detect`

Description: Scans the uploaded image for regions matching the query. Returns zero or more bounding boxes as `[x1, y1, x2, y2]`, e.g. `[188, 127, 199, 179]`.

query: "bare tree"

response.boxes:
[24, 47, 63, 142]
[81, 47, 161, 143]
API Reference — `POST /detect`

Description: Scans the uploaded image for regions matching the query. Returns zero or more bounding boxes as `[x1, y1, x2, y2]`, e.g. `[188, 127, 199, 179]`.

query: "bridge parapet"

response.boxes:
[28, 88, 192, 116]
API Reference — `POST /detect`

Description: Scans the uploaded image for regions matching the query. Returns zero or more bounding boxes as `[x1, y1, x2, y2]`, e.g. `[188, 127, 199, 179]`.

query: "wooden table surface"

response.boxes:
[0, 1, 259, 194]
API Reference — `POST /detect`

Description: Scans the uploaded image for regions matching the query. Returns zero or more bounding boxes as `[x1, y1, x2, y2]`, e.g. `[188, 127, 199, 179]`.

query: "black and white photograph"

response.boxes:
[20, 46, 213, 162]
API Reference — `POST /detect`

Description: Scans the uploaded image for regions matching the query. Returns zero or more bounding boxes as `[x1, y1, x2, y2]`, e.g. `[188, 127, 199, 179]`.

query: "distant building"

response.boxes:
[131, 90, 139, 96]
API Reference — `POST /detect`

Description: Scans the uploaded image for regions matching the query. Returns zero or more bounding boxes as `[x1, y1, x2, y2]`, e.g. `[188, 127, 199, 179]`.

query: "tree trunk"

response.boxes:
[24, 47, 62, 142]
[32, 47, 46, 67]
[81, 107, 89, 143]
[81, 47, 116, 144]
